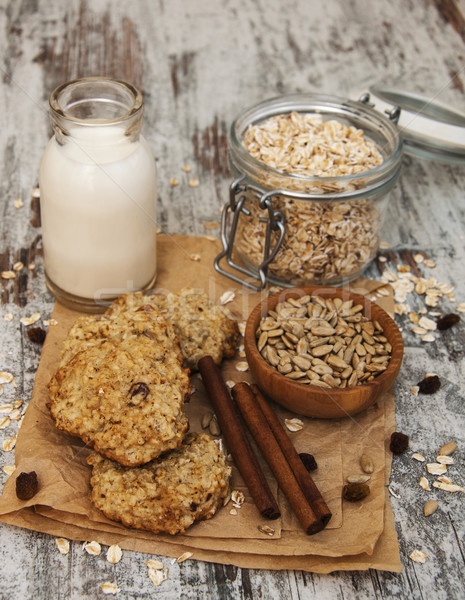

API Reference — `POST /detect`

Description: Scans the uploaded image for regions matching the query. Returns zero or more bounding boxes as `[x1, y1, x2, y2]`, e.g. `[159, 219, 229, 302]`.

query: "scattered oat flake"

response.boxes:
[412, 453, 425, 462]
[31, 187, 40, 198]
[219, 290, 235, 305]
[433, 481, 464, 492]
[177, 552, 193, 563]
[1, 271, 15, 280]
[4, 314, 14, 322]
[0, 372, 14, 385]
[238, 321, 246, 336]
[225, 380, 235, 388]
[170, 177, 179, 186]
[55, 538, 70, 554]
[44, 318, 58, 326]
[13, 262, 24, 272]
[0, 416, 11, 429]
[423, 259, 436, 268]
[380, 241, 389, 249]
[388, 486, 401, 499]
[101, 582, 119, 595]
[203, 234, 217, 242]
[20, 312, 41, 326]
[182, 164, 192, 172]
[9, 409, 21, 420]
[378, 255, 387, 263]
[13, 399, 23, 409]
[427, 463, 447, 475]
[258, 525, 275, 536]
[414, 254, 424, 264]
[231, 490, 245, 506]
[3, 465, 15, 476]
[3, 435, 16, 451]
[418, 316, 437, 331]
[235, 361, 249, 372]
[0, 404, 13, 414]
[436, 455, 454, 465]
[83, 541, 101, 556]
[398, 265, 411, 273]
[106, 544, 122, 564]
[13, 198, 23, 209]
[146, 559, 164, 570]
[412, 326, 427, 336]
[437, 475, 452, 485]
[148, 567, 169, 586]
[410, 386, 419, 396]
[409, 549, 427, 564]
[229, 508, 238, 516]
[421, 333, 435, 343]
[189, 178, 199, 188]
[419, 477, 430, 491]
[190, 253, 201, 262]
[285, 418, 304, 432]
[28, 263, 36, 271]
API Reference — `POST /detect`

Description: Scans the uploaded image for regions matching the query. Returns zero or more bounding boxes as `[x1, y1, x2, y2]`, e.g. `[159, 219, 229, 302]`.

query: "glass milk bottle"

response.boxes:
[39, 77, 157, 311]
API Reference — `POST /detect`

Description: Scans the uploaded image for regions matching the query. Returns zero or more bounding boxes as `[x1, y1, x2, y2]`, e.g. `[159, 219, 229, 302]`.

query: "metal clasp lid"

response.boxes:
[214, 175, 286, 291]
[360, 92, 401, 124]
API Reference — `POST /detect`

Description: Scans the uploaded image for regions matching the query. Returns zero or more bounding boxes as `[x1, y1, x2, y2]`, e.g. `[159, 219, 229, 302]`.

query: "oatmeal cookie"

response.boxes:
[59, 305, 177, 367]
[87, 432, 231, 535]
[48, 335, 190, 466]
[106, 288, 239, 370]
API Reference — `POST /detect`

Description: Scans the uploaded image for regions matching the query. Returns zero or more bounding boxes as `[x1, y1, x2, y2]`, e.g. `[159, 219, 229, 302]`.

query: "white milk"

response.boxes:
[39, 125, 157, 301]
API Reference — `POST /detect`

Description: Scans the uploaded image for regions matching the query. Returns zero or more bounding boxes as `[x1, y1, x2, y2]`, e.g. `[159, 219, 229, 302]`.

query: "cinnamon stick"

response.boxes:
[232, 382, 330, 535]
[198, 356, 280, 519]
[250, 384, 332, 529]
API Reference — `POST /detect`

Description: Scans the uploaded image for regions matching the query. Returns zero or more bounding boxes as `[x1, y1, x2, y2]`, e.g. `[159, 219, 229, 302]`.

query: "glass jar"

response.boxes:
[215, 94, 403, 290]
[39, 77, 157, 311]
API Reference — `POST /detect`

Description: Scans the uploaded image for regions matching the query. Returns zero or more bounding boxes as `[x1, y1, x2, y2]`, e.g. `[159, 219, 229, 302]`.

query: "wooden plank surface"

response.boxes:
[0, 0, 464, 598]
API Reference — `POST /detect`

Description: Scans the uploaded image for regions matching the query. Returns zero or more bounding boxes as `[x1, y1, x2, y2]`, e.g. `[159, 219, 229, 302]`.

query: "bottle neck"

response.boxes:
[49, 77, 144, 145]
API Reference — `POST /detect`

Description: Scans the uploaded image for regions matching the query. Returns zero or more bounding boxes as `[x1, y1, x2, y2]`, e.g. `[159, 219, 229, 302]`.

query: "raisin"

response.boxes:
[342, 482, 370, 502]
[27, 327, 46, 344]
[128, 382, 150, 405]
[417, 375, 441, 394]
[437, 313, 460, 331]
[16, 471, 39, 500]
[299, 452, 318, 471]
[390, 431, 409, 454]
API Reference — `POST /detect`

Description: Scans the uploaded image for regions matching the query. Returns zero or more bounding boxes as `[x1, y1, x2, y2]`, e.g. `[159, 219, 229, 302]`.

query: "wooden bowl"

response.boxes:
[244, 285, 404, 419]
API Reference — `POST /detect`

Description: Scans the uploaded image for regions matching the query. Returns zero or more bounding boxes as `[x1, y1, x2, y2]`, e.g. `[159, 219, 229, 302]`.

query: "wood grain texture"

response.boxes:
[0, 0, 464, 598]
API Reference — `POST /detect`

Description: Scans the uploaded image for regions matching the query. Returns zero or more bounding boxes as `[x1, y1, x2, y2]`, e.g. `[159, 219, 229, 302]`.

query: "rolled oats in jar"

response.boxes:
[217, 94, 403, 289]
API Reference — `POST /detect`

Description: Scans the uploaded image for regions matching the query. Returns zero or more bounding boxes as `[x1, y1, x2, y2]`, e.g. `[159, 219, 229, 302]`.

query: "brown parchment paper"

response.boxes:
[0, 234, 401, 573]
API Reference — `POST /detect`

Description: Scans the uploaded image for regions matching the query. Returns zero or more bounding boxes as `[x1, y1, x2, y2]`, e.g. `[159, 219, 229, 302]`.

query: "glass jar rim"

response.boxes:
[49, 77, 143, 125]
[229, 93, 404, 191]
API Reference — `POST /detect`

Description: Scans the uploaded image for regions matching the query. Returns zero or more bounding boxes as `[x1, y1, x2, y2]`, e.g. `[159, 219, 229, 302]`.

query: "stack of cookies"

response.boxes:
[47, 289, 238, 535]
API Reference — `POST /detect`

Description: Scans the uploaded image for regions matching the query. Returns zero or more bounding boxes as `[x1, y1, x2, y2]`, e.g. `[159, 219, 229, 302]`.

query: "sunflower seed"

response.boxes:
[360, 454, 374, 474]
[438, 441, 457, 456]
[257, 296, 392, 389]
[201, 411, 213, 429]
[423, 500, 438, 517]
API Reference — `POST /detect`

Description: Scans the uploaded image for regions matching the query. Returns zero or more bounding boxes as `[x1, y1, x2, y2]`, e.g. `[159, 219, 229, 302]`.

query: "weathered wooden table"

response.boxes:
[1, 1, 464, 597]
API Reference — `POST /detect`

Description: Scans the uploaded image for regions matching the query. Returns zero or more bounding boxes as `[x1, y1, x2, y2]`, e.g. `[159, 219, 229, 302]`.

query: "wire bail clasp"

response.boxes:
[214, 176, 286, 291]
